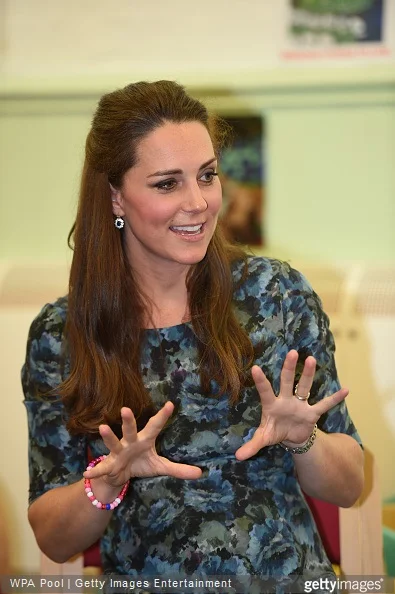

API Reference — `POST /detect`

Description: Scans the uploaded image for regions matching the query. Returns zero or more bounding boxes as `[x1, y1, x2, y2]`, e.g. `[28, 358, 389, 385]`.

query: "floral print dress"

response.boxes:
[22, 258, 361, 593]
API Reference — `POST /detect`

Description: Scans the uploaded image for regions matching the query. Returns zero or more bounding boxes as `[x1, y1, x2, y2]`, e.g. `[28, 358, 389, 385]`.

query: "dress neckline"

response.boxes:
[143, 320, 192, 333]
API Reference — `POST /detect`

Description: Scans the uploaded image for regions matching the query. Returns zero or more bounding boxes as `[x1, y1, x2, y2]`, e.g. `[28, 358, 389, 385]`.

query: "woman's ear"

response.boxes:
[109, 183, 125, 217]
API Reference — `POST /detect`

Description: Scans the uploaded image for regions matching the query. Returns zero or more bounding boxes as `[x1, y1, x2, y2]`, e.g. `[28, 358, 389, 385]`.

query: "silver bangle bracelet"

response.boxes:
[279, 424, 318, 455]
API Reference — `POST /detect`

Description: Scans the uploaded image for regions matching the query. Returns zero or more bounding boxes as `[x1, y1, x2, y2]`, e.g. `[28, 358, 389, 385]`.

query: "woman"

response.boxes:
[22, 80, 364, 592]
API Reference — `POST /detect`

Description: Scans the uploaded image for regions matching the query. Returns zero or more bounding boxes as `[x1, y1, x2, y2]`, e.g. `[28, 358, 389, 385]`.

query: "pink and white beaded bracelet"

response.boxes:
[84, 455, 130, 511]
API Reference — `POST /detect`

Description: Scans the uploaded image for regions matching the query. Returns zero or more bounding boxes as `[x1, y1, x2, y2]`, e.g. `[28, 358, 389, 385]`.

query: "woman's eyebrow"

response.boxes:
[147, 157, 217, 178]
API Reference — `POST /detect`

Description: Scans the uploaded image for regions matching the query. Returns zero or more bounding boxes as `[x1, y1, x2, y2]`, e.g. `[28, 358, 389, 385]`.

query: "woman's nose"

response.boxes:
[181, 183, 208, 213]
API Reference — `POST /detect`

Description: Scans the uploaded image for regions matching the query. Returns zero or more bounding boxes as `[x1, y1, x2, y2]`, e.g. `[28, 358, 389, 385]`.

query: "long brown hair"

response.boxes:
[61, 80, 254, 434]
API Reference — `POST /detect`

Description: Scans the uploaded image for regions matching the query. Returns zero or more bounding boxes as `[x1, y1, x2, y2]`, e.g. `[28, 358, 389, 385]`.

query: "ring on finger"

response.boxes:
[294, 383, 310, 401]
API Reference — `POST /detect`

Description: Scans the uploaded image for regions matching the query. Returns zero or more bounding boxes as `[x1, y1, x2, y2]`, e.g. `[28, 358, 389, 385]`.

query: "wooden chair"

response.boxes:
[40, 447, 384, 578]
[305, 449, 384, 576]
[0, 484, 11, 594]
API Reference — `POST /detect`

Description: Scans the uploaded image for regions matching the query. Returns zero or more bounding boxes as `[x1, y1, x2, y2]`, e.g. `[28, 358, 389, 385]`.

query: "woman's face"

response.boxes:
[111, 121, 222, 275]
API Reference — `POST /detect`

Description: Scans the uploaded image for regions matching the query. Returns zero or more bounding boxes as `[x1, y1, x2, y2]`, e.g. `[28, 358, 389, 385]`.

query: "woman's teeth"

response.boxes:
[170, 224, 202, 235]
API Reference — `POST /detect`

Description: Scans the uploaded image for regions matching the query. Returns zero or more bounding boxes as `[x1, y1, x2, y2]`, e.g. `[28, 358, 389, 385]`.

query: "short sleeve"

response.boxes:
[21, 300, 87, 504]
[279, 262, 362, 446]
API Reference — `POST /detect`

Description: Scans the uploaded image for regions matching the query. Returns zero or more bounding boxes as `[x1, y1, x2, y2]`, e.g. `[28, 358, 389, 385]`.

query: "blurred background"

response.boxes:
[0, 0, 394, 575]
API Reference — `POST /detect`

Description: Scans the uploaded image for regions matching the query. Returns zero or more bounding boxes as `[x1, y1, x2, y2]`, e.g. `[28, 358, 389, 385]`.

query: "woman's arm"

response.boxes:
[292, 431, 364, 507]
[22, 302, 97, 562]
[280, 264, 364, 506]
[28, 478, 121, 563]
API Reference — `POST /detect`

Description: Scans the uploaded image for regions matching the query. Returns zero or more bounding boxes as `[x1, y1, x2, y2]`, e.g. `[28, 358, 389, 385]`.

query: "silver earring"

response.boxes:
[114, 216, 124, 229]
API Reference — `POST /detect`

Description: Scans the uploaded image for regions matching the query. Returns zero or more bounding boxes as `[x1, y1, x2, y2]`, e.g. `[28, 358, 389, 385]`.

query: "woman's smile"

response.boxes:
[169, 222, 205, 237]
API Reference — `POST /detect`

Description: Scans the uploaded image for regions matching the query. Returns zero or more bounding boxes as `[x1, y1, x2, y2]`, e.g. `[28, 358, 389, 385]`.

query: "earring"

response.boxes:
[114, 216, 125, 229]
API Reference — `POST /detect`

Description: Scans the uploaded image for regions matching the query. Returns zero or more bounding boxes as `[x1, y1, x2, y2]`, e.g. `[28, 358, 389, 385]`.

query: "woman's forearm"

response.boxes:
[293, 432, 364, 507]
[28, 478, 122, 563]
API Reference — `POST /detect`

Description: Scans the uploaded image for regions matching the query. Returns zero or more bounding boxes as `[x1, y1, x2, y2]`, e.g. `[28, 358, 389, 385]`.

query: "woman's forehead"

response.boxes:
[134, 121, 215, 167]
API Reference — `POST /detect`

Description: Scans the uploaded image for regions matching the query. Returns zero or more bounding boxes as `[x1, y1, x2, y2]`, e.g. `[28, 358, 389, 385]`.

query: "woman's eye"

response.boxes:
[200, 171, 218, 184]
[155, 179, 177, 191]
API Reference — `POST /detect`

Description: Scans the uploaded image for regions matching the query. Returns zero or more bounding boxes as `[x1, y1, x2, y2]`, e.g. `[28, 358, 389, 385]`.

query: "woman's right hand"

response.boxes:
[83, 402, 202, 487]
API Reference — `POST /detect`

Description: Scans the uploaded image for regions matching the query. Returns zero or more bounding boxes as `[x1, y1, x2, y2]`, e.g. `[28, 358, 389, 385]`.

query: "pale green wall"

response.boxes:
[0, 105, 92, 263]
[267, 105, 395, 263]
[1, 76, 394, 266]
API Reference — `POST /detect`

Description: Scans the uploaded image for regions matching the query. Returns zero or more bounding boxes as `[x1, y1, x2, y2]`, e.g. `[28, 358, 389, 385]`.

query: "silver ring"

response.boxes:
[294, 383, 310, 401]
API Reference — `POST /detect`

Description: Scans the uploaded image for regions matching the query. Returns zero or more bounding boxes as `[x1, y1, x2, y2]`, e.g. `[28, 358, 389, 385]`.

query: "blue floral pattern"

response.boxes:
[22, 257, 362, 590]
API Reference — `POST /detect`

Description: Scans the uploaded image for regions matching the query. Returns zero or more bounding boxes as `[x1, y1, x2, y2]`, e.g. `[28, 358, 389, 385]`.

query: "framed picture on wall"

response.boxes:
[281, 0, 391, 61]
[288, 0, 385, 45]
[218, 115, 265, 247]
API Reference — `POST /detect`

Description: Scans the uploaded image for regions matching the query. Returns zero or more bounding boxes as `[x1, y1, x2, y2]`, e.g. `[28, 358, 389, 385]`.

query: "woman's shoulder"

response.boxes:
[232, 256, 308, 291]
[27, 295, 68, 346]
[22, 296, 69, 399]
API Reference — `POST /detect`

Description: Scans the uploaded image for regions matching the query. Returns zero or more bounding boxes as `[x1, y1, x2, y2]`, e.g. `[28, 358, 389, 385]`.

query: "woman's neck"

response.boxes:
[132, 263, 191, 329]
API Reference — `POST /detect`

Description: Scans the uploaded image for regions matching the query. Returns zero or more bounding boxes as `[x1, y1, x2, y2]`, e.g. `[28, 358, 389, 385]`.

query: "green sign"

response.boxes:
[295, 0, 374, 14]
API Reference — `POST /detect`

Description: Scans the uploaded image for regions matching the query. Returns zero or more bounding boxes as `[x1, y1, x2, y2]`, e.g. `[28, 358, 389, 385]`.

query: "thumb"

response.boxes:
[158, 458, 202, 480]
[235, 427, 269, 461]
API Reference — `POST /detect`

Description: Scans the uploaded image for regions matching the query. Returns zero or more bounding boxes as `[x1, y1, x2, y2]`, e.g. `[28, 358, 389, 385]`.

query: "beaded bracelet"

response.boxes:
[84, 455, 130, 510]
[279, 424, 318, 455]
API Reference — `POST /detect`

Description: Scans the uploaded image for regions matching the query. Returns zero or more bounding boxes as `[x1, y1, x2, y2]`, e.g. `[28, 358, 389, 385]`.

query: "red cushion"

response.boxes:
[84, 449, 102, 567]
[305, 495, 340, 564]
[84, 541, 102, 568]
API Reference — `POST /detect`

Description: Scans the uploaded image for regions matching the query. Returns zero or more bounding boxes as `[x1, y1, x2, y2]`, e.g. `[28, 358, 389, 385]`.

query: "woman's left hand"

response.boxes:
[235, 349, 348, 461]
